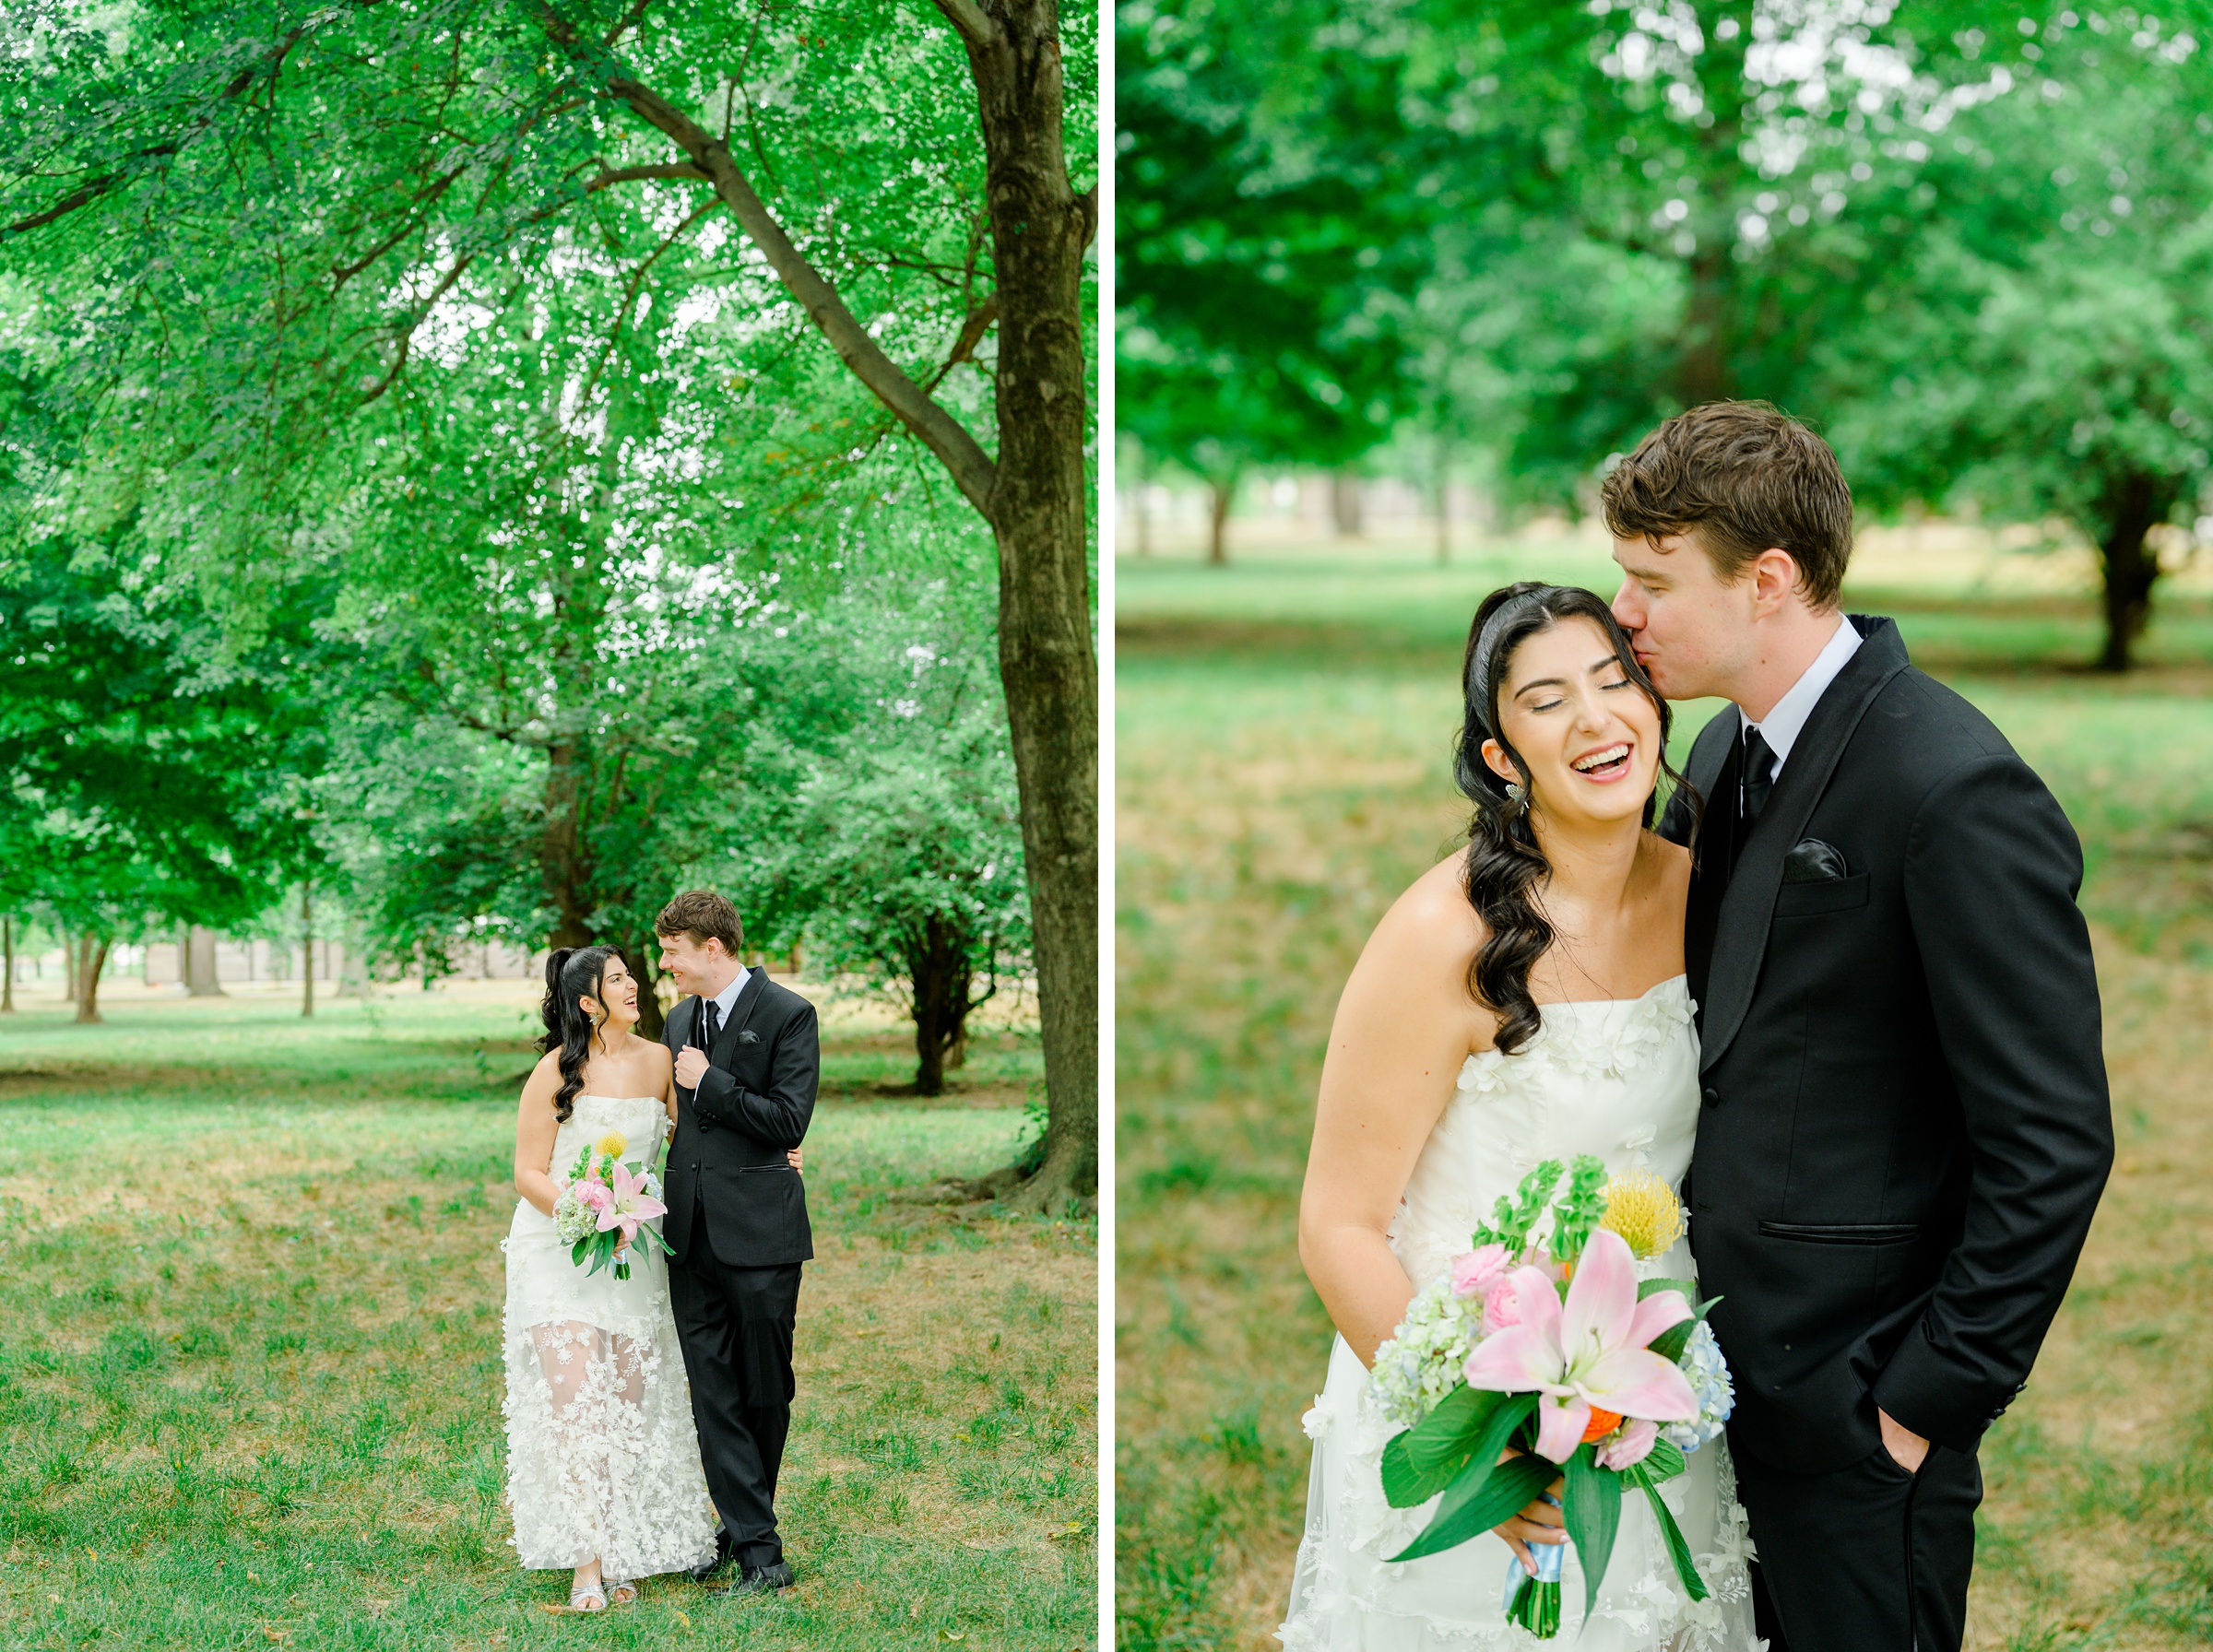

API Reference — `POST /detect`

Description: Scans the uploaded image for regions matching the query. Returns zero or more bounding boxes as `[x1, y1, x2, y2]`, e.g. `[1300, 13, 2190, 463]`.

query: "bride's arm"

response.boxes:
[1297, 862, 1492, 1368]
[513, 1055, 567, 1218]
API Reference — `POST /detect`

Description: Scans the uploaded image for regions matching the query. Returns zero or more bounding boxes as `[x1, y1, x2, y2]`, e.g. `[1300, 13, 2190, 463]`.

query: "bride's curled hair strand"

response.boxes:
[538, 944, 620, 1122]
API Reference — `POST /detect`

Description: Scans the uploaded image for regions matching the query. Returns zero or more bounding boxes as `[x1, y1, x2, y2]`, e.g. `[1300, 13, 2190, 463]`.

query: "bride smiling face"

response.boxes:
[1481, 614, 1666, 831]
[579, 955, 643, 1040]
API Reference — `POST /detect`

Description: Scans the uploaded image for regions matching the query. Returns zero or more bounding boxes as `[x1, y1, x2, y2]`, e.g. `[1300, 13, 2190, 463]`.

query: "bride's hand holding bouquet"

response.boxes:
[1367, 1156, 1735, 1637]
[551, 1130, 673, 1281]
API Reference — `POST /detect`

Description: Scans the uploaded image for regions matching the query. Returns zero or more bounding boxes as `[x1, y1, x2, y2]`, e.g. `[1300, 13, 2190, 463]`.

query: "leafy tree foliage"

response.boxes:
[2, 0, 1095, 1202]
[737, 594, 1029, 1095]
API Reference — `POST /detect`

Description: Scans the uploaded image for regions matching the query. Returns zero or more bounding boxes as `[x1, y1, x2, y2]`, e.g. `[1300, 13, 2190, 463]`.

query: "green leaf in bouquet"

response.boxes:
[1637, 1278, 1697, 1302]
[1468, 1161, 1563, 1257]
[1647, 1294, 1721, 1365]
[1388, 1446, 1553, 1563]
[1549, 1155, 1611, 1265]
[570, 1237, 592, 1267]
[1561, 1444, 1622, 1622]
[1637, 1438, 1687, 1485]
[1380, 1387, 1503, 1507]
[1627, 1461, 1709, 1601]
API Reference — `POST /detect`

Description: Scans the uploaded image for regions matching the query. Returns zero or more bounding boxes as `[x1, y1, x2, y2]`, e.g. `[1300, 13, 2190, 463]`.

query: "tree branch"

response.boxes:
[526, 1, 998, 517]
[587, 160, 712, 192]
[356, 251, 474, 407]
[2, 8, 361, 240]
[924, 297, 998, 393]
[928, 0, 1000, 51]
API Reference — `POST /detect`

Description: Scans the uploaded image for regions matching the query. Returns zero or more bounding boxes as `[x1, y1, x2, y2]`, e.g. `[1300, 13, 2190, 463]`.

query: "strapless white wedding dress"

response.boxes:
[501, 1093, 718, 1581]
[1279, 979, 1761, 1651]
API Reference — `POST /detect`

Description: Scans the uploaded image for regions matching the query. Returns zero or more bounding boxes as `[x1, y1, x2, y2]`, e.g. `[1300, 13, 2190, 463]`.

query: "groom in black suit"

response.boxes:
[655, 889, 818, 1596]
[1604, 405, 2112, 1651]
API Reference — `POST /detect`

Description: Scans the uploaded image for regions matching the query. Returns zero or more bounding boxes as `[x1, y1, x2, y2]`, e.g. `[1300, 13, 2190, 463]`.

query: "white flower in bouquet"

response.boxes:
[552, 1187, 599, 1246]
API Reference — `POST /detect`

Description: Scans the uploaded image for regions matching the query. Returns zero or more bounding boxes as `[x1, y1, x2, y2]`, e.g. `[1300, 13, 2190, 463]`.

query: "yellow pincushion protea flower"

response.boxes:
[594, 1130, 628, 1159]
[1598, 1169, 1686, 1259]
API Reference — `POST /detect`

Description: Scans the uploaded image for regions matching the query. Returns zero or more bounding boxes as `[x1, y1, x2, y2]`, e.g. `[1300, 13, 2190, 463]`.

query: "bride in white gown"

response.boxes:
[503, 946, 798, 1611]
[1282, 584, 1760, 1651]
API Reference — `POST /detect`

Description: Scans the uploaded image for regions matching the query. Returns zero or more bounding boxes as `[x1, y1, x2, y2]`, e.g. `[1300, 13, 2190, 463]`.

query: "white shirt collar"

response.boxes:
[707, 965, 750, 1022]
[1739, 613, 1862, 768]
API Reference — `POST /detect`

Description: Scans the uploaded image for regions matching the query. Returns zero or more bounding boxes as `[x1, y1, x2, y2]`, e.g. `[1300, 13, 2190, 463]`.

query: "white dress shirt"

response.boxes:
[1739, 613, 1863, 776]
[701, 964, 751, 1039]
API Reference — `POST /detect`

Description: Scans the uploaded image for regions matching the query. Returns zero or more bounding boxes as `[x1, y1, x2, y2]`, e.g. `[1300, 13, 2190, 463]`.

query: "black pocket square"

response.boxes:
[738, 1029, 761, 1045]
[1782, 837, 1850, 882]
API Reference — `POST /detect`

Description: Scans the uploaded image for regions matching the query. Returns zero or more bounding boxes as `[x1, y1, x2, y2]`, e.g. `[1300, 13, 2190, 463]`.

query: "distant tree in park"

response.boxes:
[739, 615, 1030, 1096]
[1116, 0, 1420, 560]
[1825, 17, 2213, 669]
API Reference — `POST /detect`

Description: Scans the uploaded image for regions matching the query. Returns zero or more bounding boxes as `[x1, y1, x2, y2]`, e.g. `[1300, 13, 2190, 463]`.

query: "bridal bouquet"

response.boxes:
[1367, 1157, 1735, 1636]
[551, 1130, 671, 1282]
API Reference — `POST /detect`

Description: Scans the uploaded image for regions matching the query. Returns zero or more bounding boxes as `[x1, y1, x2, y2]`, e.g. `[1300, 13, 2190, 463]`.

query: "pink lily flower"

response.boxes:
[596, 1160, 669, 1237]
[1462, 1229, 1699, 1464]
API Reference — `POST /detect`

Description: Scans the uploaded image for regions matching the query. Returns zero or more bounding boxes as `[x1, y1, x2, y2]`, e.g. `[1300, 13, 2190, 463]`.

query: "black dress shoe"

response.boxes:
[713, 1561, 795, 1598]
[687, 1531, 734, 1584]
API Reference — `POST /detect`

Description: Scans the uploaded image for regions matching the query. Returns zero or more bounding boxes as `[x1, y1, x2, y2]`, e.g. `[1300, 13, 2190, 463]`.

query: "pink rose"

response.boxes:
[1594, 1418, 1659, 1472]
[1450, 1244, 1510, 1299]
[1482, 1278, 1521, 1333]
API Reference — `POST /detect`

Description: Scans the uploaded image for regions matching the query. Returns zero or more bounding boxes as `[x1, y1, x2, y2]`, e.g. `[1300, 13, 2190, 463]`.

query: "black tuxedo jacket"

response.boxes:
[661, 971, 819, 1268]
[1659, 616, 2111, 1473]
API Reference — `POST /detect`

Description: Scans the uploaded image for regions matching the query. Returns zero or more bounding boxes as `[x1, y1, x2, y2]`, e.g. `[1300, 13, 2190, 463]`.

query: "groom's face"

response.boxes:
[657, 931, 727, 996]
[1608, 529, 1758, 702]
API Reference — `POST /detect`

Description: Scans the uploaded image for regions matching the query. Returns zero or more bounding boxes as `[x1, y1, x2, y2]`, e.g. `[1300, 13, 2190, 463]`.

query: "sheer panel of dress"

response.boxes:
[502, 1092, 718, 1582]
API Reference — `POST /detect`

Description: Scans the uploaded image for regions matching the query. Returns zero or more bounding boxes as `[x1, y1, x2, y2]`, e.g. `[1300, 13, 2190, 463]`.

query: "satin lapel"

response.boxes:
[1698, 618, 1910, 1072]
[1680, 714, 1741, 1023]
[709, 969, 770, 1068]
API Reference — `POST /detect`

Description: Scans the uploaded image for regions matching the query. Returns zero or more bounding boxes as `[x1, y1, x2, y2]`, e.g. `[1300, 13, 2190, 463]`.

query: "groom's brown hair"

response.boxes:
[656, 889, 745, 956]
[1601, 400, 1853, 608]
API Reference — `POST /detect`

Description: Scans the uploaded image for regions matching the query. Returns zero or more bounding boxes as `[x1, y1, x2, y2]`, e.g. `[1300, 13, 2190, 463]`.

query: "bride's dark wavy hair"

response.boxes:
[1454, 583, 1700, 1056]
[538, 944, 621, 1123]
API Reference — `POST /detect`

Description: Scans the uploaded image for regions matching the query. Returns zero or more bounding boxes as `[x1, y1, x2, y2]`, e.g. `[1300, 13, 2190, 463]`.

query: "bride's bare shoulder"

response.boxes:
[1361, 848, 1485, 972]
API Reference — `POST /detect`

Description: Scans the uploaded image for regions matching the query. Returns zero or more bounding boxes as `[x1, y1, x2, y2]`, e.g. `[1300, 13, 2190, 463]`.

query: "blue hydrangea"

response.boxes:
[1661, 1320, 1734, 1453]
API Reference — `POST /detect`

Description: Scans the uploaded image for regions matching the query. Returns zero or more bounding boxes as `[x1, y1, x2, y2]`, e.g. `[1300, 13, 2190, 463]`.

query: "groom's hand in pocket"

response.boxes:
[1877, 1407, 1930, 1474]
[674, 1045, 711, 1090]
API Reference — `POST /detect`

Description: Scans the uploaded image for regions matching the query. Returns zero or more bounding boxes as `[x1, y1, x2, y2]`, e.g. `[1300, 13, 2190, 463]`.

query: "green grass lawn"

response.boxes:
[0, 986, 1095, 1651]
[1114, 545, 2213, 1650]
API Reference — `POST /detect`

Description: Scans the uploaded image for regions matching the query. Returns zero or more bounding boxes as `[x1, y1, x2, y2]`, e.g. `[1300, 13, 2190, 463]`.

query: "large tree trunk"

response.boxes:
[75, 933, 108, 1024]
[184, 926, 226, 996]
[2096, 471, 2171, 672]
[962, 0, 1097, 1210]
[301, 886, 315, 1019]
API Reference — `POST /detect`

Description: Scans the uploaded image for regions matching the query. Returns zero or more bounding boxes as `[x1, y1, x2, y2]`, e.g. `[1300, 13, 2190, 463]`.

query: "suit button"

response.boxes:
[691, 1163, 699, 1172]
[1701, 1086, 1722, 1110]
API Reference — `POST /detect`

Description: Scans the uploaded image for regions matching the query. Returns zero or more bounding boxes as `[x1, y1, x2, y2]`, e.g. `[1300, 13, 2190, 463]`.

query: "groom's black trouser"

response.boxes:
[669, 1206, 801, 1571]
[1734, 1439, 1981, 1652]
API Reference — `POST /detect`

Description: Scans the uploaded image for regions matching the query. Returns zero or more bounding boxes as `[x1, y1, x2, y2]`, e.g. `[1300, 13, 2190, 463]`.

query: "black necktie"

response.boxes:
[700, 997, 721, 1051]
[1741, 726, 1777, 828]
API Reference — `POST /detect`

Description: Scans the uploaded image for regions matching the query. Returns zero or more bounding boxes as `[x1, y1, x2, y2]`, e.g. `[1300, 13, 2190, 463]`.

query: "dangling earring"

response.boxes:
[1504, 782, 1526, 807]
